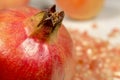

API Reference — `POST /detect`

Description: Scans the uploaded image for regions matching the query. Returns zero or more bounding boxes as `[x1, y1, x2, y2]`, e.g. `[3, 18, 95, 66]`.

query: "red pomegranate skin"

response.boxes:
[0, 6, 74, 80]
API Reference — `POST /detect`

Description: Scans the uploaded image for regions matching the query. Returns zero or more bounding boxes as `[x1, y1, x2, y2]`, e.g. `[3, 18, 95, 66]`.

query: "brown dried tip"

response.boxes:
[48, 5, 56, 13]
[26, 5, 64, 42]
[43, 5, 64, 27]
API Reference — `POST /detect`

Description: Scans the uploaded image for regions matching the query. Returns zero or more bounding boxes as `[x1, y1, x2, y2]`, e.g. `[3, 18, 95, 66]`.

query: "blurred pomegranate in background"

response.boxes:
[0, 0, 29, 9]
[56, 0, 104, 20]
[0, 5, 75, 80]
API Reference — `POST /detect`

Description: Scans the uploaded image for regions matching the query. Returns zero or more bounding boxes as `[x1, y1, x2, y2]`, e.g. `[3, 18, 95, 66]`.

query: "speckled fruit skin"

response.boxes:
[0, 6, 74, 80]
[0, 0, 29, 9]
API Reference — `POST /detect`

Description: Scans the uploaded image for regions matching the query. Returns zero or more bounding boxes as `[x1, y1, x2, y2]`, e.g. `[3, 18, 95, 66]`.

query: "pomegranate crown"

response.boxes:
[26, 5, 64, 42]
[37, 5, 64, 32]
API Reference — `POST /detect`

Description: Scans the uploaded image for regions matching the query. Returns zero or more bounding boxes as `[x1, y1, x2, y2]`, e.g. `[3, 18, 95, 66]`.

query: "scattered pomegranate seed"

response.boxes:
[108, 28, 120, 38]
[92, 23, 98, 29]
[69, 29, 120, 80]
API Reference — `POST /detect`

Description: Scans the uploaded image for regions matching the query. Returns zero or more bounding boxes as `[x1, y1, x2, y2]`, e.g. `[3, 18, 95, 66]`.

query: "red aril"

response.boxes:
[0, 5, 75, 80]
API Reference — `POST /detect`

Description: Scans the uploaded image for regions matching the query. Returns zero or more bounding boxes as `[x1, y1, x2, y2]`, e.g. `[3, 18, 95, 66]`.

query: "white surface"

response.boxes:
[63, 1, 120, 80]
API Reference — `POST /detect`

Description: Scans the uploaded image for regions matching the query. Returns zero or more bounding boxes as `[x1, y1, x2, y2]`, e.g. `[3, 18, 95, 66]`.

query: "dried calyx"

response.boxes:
[26, 5, 64, 42]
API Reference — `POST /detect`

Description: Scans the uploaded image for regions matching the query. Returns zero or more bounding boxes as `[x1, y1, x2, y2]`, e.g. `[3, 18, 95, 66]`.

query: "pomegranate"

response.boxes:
[0, 5, 75, 80]
[0, 0, 29, 9]
[56, 0, 104, 20]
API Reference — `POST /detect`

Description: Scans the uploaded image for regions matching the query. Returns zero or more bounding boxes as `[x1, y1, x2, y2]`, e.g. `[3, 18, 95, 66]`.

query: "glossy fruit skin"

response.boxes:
[56, 0, 104, 20]
[0, 0, 29, 9]
[0, 6, 74, 80]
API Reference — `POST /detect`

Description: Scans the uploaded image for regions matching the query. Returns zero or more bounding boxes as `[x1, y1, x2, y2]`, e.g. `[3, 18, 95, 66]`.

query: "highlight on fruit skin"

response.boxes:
[56, 0, 104, 20]
[0, 5, 75, 80]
